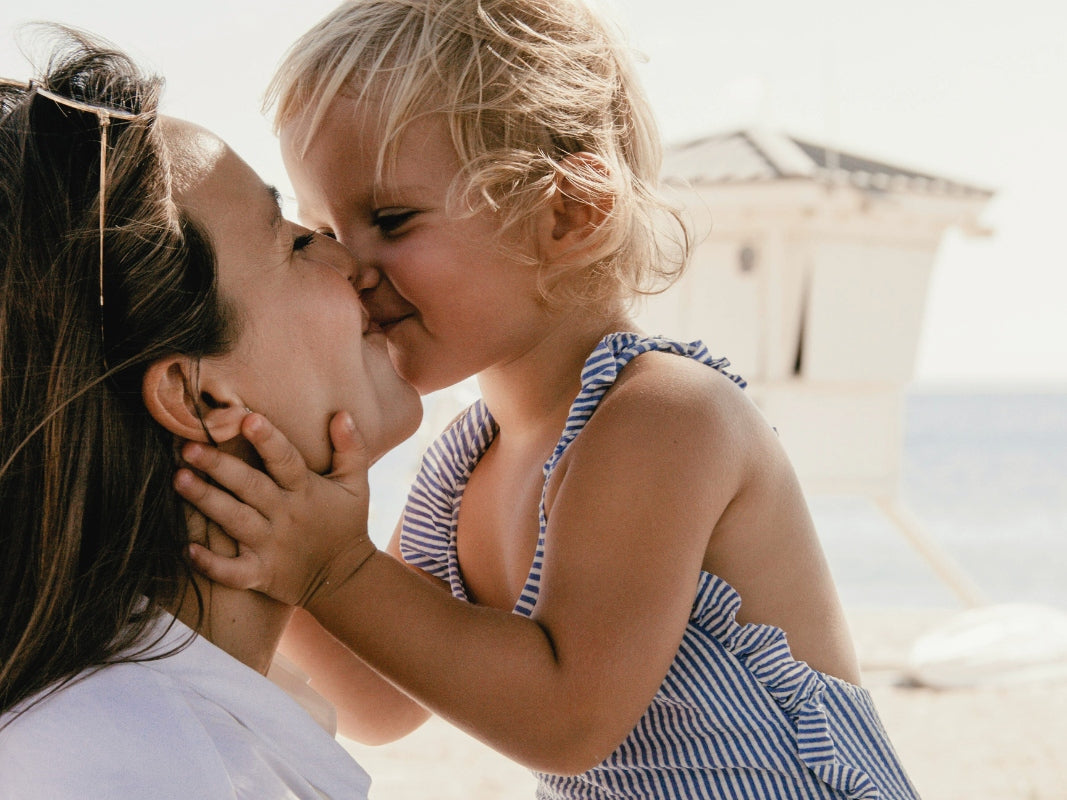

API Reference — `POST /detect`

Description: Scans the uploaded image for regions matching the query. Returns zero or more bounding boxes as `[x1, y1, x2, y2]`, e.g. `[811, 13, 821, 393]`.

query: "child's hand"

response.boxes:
[175, 411, 377, 607]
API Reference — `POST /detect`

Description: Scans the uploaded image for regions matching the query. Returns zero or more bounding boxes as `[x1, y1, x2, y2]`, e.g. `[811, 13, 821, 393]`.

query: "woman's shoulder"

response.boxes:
[0, 662, 229, 798]
[1, 660, 178, 734]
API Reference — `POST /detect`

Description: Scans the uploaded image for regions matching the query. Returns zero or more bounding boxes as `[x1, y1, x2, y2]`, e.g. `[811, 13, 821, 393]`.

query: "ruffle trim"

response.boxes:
[692, 572, 882, 799]
[398, 399, 496, 597]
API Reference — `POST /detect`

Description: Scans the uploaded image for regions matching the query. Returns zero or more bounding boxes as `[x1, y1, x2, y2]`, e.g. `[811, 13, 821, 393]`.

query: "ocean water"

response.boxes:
[368, 389, 1067, 611]
[788, 390, 1067, 610]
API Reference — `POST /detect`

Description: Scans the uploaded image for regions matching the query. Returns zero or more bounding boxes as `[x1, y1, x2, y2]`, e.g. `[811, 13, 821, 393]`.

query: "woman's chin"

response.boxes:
[372, 407, 424, 464]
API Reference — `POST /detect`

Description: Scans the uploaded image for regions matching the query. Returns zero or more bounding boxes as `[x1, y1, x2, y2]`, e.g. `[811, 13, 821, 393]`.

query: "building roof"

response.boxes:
[662, 129, 994, 198]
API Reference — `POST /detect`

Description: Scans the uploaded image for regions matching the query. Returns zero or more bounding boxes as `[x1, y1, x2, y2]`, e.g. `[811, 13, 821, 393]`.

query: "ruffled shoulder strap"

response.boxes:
[516, 334, 746, 618]
[399, 400, 496, 592]
[543, 332, 746, 479]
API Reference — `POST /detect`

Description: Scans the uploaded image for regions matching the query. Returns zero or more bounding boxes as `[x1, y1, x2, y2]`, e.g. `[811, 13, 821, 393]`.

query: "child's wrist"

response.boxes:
[302, 536, 378, 610]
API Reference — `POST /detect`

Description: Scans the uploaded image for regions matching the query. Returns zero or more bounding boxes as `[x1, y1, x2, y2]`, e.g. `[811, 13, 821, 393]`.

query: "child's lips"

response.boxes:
[362, 290, 413, 335]
[372, 313, 411, 333]
[362, 305, 403, 334]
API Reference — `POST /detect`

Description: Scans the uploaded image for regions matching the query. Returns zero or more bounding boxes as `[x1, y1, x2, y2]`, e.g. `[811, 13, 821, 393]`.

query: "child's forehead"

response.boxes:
[290, 80, 451, 157]
[282, 102, 460, 203]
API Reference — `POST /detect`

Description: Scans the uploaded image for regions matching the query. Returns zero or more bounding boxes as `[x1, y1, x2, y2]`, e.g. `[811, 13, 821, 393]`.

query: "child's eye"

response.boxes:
[373, 210, 416, 237]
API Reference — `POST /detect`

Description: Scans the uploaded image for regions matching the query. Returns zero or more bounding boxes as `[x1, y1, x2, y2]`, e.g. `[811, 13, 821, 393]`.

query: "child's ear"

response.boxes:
[142, 356, 247, 443]
[537, 152, 615, 263]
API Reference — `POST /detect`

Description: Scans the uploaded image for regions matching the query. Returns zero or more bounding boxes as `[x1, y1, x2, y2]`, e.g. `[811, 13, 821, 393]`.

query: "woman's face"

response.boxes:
[165, 120, 421, 471]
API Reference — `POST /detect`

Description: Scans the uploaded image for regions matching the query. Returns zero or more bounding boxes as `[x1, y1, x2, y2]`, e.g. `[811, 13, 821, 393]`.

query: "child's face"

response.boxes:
[281, 98, 556, 395]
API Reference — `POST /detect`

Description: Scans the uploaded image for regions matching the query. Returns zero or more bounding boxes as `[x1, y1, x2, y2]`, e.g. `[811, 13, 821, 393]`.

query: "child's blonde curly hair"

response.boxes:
[268, 0, 690, 311]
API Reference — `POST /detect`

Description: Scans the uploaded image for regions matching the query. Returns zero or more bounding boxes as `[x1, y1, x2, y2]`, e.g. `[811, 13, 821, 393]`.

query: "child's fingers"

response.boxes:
[180, 441, 278, 510]
[173, 467, 269, 547]
[240, 412, 311, 492]
[327, 412, 372, 489]
[187, 542, 260, 591]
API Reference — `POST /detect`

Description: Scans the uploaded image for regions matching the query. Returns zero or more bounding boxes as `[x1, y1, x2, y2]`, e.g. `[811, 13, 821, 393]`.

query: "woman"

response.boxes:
[0, 28, 421, 798]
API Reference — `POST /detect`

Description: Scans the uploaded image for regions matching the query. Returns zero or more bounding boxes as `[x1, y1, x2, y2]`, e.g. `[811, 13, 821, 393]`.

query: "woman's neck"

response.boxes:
[171, 515, 293, 675]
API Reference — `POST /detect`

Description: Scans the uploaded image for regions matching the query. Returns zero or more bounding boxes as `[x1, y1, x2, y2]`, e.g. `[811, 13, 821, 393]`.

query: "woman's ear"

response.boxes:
[142, 356, 247, 443]
[537, 152, 615, 264]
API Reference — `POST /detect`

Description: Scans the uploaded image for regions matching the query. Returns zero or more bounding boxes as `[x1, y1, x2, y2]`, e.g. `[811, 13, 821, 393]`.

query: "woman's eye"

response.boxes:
[292, 231, 316, 252]
[373, 210, 416, 237]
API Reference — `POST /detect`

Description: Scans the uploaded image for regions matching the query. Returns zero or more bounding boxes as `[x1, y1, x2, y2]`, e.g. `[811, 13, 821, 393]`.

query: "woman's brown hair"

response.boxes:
[0, 28, 235, 715]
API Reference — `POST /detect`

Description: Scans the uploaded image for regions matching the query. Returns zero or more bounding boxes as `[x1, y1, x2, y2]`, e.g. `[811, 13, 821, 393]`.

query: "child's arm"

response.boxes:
[176, 411, 379, 607]
[278, 604, 431, 744]
[179, 367, 746, 774]
[180, 412, 439, 743]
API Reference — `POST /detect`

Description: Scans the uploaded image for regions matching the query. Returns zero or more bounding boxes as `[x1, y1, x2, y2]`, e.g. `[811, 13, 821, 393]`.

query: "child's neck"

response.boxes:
[478, 310, 636, 436]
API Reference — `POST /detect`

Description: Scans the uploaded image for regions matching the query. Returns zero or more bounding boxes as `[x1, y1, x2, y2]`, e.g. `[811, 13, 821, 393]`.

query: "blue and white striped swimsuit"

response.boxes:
[400, 333, 919, 799]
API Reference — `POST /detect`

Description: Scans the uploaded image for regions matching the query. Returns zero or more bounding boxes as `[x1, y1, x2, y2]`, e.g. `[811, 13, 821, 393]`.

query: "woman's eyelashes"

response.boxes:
[292, 231, 317, 252]
[372, 209, 416, 237]
[291, 227, 337, 253]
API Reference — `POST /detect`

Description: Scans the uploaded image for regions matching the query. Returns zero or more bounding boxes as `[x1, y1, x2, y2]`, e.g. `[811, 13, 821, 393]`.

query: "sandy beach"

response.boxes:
[342, 607, 1067, 799]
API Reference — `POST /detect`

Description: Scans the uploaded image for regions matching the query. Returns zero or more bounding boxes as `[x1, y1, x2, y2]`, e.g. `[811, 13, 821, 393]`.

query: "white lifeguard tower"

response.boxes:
[640, 129, 995, 605]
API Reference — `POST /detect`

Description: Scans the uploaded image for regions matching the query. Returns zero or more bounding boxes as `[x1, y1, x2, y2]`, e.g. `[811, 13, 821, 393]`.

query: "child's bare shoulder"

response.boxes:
[552, 348, 766, 519]
[606, 349, 752, 424]
[582, 349, 768, 468]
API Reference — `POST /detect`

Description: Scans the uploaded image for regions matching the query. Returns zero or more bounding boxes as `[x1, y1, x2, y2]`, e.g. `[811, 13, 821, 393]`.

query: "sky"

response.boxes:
[2, 0, 1064, 388]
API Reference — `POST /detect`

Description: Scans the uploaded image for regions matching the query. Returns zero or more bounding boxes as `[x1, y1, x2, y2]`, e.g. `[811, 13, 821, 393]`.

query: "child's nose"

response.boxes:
[321, 233, 378, 291]
[351, 259, 381, 293]
[326, 226, 380, 291]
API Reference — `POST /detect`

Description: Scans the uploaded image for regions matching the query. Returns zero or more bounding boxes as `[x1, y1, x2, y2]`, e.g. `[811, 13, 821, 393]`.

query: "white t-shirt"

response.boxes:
[0, 613, 371, 799]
